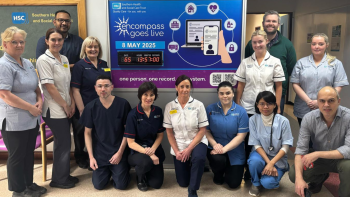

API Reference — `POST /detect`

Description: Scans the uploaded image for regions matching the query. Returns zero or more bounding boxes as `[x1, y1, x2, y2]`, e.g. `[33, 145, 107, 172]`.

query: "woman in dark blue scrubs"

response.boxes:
[71, 36, 111, 168]
[206, 81, 249, 188]
[125, 82, 165, 191]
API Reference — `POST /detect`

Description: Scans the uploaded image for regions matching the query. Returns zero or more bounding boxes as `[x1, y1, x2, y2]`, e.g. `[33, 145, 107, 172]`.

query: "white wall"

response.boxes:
[293, 1, 350, 108]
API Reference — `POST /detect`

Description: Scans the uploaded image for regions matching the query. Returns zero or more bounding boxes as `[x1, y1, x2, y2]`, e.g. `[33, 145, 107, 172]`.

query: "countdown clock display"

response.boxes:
[118, 51, 163, 65]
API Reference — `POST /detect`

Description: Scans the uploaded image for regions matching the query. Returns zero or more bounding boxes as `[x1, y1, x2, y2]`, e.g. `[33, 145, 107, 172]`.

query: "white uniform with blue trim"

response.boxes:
[163, 96, 209, 156]
[234, 51, 285, 114]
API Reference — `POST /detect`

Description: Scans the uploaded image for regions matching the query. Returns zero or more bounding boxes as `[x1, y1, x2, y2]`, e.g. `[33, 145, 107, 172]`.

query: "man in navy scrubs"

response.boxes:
[80, 75, 131, 190]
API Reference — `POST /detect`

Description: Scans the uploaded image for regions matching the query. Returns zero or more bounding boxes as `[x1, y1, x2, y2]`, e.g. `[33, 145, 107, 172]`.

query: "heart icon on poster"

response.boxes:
[209, 5, 217, 12]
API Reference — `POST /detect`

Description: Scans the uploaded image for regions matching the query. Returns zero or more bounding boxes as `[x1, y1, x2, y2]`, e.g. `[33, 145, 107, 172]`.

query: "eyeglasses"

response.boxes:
[257, 102, 275, 107]
[10, 40, 25, 46]
[55, 18, 71, 23]
[96, 84, 112, 89]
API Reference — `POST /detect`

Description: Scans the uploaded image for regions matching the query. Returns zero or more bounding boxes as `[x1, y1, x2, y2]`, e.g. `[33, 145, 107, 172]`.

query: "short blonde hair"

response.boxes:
[1, 26, 27, 45]
[80, 36, 102, 59]
[311, 33, 336, 65]
[251, 30, 268, 40]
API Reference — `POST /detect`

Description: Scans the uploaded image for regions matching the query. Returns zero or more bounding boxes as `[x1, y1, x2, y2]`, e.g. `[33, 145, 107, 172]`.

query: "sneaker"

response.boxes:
[136, 176, 148, 191]
[12, 190, 41, 197]
[308, 173, 329, 194]
[249, 185, 262, 196]
[188, 188, 198, 197]
[213, 175, 224, 185]
[27, 183, 47, 194]
[49, 180, 75, 189]
[68, 175, 79, 184]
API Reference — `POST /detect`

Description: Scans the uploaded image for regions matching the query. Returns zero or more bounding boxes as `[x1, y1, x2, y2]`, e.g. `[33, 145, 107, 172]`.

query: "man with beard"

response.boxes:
[36, 10, 83, 68]
[245, 10, 296, 116]
[36, 10, 86, 169]
[80, 75, 131, 190]
[289, 86, 350, 197]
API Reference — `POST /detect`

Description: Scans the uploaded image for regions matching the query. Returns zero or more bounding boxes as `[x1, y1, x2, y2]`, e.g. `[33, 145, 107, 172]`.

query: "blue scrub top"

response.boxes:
[71, 58, 111, 105]
[79, 96, 131, 167]
[206, 101, 249, 165]
[248, 114, 293, 169]
[124, 103, 166, 163]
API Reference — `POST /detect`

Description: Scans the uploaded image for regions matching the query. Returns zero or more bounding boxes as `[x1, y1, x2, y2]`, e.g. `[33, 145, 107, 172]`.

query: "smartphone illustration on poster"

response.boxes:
[203, 25, 219, 56]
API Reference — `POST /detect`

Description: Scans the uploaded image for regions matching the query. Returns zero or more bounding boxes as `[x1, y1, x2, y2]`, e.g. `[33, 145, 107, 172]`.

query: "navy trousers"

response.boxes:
[92, 161, 130, 190]
[173, 142, 207, 191]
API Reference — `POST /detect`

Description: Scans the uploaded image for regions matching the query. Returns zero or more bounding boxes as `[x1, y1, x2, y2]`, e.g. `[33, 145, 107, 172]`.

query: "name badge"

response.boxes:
[104, 68, 111, 72]
[170, 110, 177, 114]
[63, 64, 69, 68]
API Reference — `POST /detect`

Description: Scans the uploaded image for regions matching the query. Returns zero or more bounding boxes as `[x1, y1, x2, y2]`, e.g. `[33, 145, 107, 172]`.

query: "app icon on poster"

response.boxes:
[207, 3, 219, 15]
[168, 41, 179, 53]
[226, 42, 238, 54]
[185, 3, 197, 15]
[169, 19, 181, 31]
[225, 19, 236, 31]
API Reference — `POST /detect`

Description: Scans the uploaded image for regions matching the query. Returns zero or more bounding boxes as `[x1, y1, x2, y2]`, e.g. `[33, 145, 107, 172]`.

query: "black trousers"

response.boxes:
[207, 149, 244, 188]
[71, 116, 88, 161]
[43, 109, 71, 184]
[128, 153, 164, 189]
[2, 119, 38, 192]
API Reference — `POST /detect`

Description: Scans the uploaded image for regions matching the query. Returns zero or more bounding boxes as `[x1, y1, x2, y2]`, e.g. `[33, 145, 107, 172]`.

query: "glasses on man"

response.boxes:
[257, 102, 275, 107]
[96, 84, 112, 89]
[55, 18, 71, 23]
[10, 40, 25, 46]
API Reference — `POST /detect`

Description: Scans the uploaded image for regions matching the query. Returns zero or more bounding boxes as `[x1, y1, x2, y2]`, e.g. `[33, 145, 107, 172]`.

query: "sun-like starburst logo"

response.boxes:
[114, 16, 129, 37]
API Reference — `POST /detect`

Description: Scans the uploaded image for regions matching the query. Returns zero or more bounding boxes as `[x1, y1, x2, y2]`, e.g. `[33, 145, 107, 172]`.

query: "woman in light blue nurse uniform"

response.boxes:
[290, 33, 349, 126]
[247, 91, 293, 197]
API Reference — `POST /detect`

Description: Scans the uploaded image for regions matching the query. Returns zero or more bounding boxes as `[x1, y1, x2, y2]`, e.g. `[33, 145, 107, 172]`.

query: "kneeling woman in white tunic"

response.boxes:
[163, 75, 209, 197]
[248, 91, 293, 196]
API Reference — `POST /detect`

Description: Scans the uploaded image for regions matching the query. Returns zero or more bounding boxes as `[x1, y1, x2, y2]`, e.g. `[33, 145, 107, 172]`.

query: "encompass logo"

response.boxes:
[114, 16, 165, 38]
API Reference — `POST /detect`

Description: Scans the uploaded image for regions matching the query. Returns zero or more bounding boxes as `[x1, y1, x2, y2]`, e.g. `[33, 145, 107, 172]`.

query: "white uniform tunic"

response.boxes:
[37, 50, 71, 118]
[163, 96, 209, 156]
[234, 51, 285, 114]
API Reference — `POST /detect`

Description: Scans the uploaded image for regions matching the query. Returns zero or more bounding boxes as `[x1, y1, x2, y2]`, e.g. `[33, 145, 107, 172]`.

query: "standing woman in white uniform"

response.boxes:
[234, 30, 285, 179]
[290, 33, 349, 126]
[163, 75, 209, 197]
[37, 28, 78, 189]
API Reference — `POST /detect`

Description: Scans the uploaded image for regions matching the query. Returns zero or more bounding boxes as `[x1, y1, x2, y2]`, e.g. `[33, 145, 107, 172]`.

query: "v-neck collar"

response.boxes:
[251, 51, 271, 67]
[137, 103, 155, 119]
[4, 52, 25, 70]
[45, 49, 63, 64]
[84, 57, 102, 69]
[308, 53, 328, 68]
[216, 101, 237, 115]
[174, 96, 194, 109]
[99, 96, 115, 110]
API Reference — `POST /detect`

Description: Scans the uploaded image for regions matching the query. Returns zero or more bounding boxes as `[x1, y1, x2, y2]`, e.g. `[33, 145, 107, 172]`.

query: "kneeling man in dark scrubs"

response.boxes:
[80, 75, 131, 190]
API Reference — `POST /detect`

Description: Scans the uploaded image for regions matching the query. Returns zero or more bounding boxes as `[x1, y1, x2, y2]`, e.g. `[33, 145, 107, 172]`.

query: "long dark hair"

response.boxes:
[254, 91, 278, 114]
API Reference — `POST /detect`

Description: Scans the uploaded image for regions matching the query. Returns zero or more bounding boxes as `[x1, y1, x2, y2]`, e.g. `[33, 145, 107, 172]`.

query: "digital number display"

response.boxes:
[118, 51, 163, 65]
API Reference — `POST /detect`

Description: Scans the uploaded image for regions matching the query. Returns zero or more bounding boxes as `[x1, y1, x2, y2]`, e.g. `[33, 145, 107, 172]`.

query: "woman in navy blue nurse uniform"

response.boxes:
[206, 81, 249, 189]
[125, 82, 165, 192]
[71, 36, 111, 168]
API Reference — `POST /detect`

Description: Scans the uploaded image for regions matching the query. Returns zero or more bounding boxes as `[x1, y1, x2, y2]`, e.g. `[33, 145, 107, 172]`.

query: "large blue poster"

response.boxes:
[108, 0, 243, 88]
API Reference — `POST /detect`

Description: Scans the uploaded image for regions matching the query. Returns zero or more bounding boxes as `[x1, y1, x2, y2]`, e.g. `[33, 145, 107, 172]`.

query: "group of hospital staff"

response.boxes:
[0, 9, 349, 197]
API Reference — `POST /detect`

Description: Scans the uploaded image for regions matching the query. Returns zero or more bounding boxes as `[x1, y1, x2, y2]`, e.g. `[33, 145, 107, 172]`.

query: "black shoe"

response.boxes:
[12, 190, 41, 197]
[136, 176, 148, 191]
[68, 175, 79, 184]
[188, 188, 198, 197]
[27, 183, 47, 194]
[244, 170, 251, 180]
[213, 175, 224, 185]
[49, 180, 75, 189]
[308, 173, 329, 194]
[76, 159, 89, 169]
[204, 166, 210, 172]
